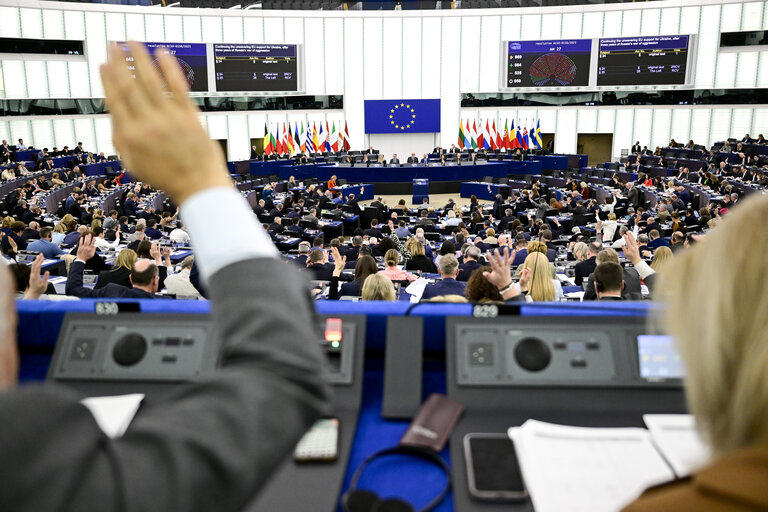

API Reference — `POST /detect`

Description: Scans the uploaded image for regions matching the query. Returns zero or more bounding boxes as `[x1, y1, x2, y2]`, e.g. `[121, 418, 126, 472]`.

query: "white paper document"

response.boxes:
[508, 420, 674, 512]
[80, 393, 145, 439]
[643, 414, 711, 477]
[405, 277, 429, 302]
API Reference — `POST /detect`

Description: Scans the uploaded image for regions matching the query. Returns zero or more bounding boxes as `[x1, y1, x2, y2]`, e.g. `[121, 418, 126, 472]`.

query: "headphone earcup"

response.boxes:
[342, 490, 381, 512]
[372, 498, 415, 512]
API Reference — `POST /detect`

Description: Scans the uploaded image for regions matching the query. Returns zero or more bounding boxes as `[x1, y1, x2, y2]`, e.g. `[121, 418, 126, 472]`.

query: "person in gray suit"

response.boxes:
[0, 42, 332, 511]
[626, 181, 641, 208]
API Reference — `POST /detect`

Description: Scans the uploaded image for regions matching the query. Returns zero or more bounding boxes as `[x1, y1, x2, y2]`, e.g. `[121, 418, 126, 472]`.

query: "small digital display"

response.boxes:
[506, 39, 592, 88]
[597, 36, 689, 86]
[567, 341, 586, 351]
[637, 335, 685, 380]
[213, 44, 298, 92]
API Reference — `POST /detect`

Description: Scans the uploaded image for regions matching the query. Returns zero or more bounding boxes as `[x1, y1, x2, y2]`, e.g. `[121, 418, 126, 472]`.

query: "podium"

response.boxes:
[412, 178, 429, 205]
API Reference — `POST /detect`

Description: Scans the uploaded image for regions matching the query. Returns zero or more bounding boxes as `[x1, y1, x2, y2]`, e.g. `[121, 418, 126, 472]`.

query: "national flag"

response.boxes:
[533, 119, 543, 149]
[458, 120, 465, 150]
[263, 123, 272, 156]
[476, 120, 485, 150]
[489, 120, 497, 151]
[343, 121, 351, 151]
[299, 123, 306, 153]
[284, 123, 294, 154]
[318, 123, 325, 153]
[482, 120, 491, 150]
[294, 122, 301, 152]
[331, 122, 339, 152]
[312, 122, 320, 153]
[324, 121, 332, 152]
[305, 123, 313, 152]
[502, 120, 509, 150]
[509, 120, 519, 149]
[270, 124, 278, 155]
[464, 120, 472, 149]
[522, 124, 530, 150]
[494, 120, 503, 150]
[471, 120, 478, 149]
[515, 123, 524, 149]
[274, 124, 283, 155]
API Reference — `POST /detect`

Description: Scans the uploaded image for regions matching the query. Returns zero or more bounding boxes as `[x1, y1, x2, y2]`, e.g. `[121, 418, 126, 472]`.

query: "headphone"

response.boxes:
[341, 446, 451, 512]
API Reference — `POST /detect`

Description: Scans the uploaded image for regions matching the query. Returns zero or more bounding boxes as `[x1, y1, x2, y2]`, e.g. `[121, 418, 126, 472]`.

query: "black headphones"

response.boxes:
[341, 446, 451, 512]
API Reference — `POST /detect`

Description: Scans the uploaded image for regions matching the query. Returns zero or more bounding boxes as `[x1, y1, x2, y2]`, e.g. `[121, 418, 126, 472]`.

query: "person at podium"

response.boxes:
[406, 152, 419, 164]
[389, 154, 400, 165]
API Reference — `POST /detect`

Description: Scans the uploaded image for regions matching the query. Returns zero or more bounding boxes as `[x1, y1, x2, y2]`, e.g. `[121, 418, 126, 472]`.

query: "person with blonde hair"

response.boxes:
[379, 248, 416, 282]
[515, 252, 562, 301]
[361, 273, 396, 301]
[649, 245, 673, 273]
[623, 193, 768, 511]
[404, 237, 437, 273]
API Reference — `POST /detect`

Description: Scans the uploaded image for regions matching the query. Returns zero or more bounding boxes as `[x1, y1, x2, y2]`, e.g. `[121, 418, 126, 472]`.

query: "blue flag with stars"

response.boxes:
[364, 99, 441, 134]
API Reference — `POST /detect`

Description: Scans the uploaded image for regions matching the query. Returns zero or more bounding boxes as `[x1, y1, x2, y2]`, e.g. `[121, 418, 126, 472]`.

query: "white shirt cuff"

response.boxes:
[633, 260, 655, 280]
[180, 187, 278, 284]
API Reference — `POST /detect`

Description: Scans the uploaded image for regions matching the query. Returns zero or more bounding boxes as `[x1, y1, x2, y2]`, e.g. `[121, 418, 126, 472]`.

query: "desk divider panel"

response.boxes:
[382, 316, 423, 419]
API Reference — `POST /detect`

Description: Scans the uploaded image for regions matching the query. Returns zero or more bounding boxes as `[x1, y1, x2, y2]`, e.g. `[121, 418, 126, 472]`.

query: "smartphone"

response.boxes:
[293, 418, 339, 463]
[463, 433, 527, 501]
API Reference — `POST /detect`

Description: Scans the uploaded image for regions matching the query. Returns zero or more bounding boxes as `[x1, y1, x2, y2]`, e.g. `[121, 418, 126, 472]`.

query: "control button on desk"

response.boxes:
[161, 354, 178, 363]
[570, 358, 587, 368]
[587, 341, 600, 350]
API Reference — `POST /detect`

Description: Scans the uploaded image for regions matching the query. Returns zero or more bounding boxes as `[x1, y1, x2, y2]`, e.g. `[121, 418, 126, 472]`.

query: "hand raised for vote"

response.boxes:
[330, 247, 346, 277]
[149, 242, 162, 262]
[483, 248, 519, 301]
[622, 232, 641, 265]
[25, 254, 50, 300]
[100, 42, 231, 205]
[76, 234, 96, 262]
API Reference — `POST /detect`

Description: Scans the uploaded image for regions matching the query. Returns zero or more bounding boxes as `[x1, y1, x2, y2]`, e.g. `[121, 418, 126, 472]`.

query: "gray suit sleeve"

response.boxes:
[0, 257, 332, 512]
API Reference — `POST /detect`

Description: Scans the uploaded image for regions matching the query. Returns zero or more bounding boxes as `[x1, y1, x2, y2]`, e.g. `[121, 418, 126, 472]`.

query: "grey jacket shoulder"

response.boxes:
[0, 257, 332, 512]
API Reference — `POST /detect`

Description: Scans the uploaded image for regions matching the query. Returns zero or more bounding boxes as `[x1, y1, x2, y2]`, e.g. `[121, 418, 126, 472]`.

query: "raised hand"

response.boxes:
[482, 247, 516, 290]
[330, 246, 346, 276]
[76, 234, 96, 261]
[25, 254, 50, 299]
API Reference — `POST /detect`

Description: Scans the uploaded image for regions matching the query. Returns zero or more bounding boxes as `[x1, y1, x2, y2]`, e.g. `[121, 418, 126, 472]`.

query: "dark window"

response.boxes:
[719, 31, 768, 48]
[0, 37, 84, 55]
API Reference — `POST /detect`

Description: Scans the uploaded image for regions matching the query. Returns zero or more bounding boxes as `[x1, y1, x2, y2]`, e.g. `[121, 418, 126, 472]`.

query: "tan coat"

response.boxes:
[623, 446, 768, 511]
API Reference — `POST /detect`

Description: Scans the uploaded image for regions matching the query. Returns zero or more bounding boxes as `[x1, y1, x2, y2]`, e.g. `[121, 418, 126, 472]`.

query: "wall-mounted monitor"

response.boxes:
[506, 39, 592, 88]
[213, 44, 300, 92]
[118, 42, 209, 93]
[597, 36, 691, 86]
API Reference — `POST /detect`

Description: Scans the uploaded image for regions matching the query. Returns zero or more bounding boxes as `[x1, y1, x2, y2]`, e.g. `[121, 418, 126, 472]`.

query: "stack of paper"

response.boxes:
[643, 414, 711, 477]
[508, 420, 675, 512]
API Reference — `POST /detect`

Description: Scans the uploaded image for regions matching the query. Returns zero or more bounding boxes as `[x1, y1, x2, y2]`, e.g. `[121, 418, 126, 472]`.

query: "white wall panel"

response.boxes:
[715, 53, 737, 88]
[520, 14, 541, 40]
[30, 119, 54, 151]
[577, 109, 597, 133]
[247, 113, 268, 143]
[694, 6, 720, 87]
[304, 18, 326, 95]
[758, 52, 768, 87]
[479, 16, 501, 93]
[325, 18, 344, 95]
[125, 13, 145, 41]
[640, 9, 660, 36]
[264, 16, 284, 43]
[24, 61, 48, 98]
[751, 108, 768, 137]
[614, 109, 634, 156]
[202, 16, 223, 43]
[632, 109, 652, 150]
[441, 17, 461, 148]
[93, 117, 114, 157]
[561, 13, 582, 39]
[460, 16, 481, 93]
[85, 11, 107, 98]
[47, 61, 69, 97]
[52, 119, 75, 151]
[621, 10, 641, 37]
[650, 109, 671, 149]
[144, 14, 164, 41]
[582, 12, 604, 39]
[284, 18, 303, 44]
[659, 7, 680, 35]
[596, 109, 615, 134]
[540, 14, 562, 40]
[670, 108, 691, 143]
[9, 121, 31, 148]
[421, 17, 441, 98]
[227, 114, 248, 160]
[719, 4, 742, 31]
[343, 18, 364, 150]
[164, 15, 183, 42]
[500, 14, 521, 41]
[362, 17, 383, 99]
[206, 114, 228, 140]
[0, 7, 19, 38]
[0, 121, 10, 145]
[68, 61, 90, 97]
[709, 109, 732, 146]
[690, 109, 711, 147]
[20, 8, 43, 39]
[603, 11, 623, 38]
[401, 17, 422, 98]
[742, 2, 764, 30]
[222, 16, 243, 44]
[555, 109, 577, 154]
[182, 15, 202, 42]
[730, 108, 753, 139]
[679, 6, 701, 35]
[735, 52, 758, 88]
[243, 17, 264, 44]
[106, 12, 126, 42]
[73, 119, 96, 154]
[382, 17, 403, 98]
[43, 9, 65, 39]
[3, 61, 26, 98]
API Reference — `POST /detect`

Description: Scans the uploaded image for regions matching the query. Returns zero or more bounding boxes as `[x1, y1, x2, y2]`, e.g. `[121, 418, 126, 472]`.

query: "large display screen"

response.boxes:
[597, 36, 690, 86]
[213, 44, 298, 92]
[506, 39, 592, 87]
[637, 335, 685, 380]
[120, 42, 209, 93]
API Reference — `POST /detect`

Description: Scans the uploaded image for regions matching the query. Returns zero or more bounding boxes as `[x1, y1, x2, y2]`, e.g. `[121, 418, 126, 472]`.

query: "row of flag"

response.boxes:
[458, 118, 543, 151]
[262, 121, 351, 156]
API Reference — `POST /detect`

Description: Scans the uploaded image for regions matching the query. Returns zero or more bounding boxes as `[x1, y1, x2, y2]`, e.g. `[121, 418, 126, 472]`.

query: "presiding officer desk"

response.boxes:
[17, 300, 685, 512]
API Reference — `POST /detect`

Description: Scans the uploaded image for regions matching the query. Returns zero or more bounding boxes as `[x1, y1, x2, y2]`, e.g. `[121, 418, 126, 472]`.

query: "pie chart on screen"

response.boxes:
[151, 57, 195, 88]
[529, 52, 578, 86]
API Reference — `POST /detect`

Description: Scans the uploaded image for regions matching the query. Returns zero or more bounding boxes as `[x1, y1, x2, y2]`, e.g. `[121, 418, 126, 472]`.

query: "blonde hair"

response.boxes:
[527, 240, 547, 255]
[113, 249, 137, 271]
[405, 237, 425, 257]
[90, 219, 102, 231]
[54, 214, 74, 234]
[523, 252, 555, 301]
[650, 246, 673, 273]
[361, 274, 396, 301]
[661, 193, 768, 455]
[384, 249, 400, 267]
[572, 242, 588, 260]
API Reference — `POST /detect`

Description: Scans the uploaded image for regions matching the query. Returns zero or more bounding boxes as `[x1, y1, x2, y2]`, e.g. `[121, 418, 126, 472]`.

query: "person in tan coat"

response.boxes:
[623, 193, 768, 512]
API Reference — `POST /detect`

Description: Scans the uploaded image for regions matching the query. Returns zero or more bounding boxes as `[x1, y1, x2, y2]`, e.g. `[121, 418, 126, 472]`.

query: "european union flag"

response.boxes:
[364, 99, 441, 134]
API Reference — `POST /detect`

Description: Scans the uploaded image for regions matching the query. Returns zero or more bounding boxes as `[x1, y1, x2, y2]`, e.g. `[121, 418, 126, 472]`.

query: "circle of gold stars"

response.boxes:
[389, 103, 417, 130]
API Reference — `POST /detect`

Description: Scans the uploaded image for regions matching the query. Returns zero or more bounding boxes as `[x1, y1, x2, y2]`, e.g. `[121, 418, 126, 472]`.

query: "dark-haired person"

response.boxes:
[592, 262, 624, 300]
[26, 227, 64, 259]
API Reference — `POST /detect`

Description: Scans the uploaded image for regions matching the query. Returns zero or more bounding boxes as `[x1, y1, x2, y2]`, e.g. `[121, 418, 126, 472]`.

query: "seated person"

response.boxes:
[364, 218, 383, 239]
[592, 261, 625, 301]
[26, 227, 64, 259]
[582, 248, 642, 300]
[457, 245, 483, 281]
[305, 248, 334, 281]
[95, 248, 136, 289]
[361, 273, 396, 301]
[421, 254, 466, 300]
[163, 255, 202, 298]
[514, 252, 563, 302]
[328, 254, 377, 299]
[379, 249, 417, 282]
[404, 238, 437, 273]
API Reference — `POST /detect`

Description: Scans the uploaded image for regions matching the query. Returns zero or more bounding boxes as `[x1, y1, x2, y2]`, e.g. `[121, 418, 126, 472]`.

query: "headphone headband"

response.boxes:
[347, 445, 451, 512]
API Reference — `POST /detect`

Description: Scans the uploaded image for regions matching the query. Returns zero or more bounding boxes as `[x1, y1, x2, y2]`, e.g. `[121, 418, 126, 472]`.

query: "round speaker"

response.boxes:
[112, 333, 148, 367]
[514, 337, 551, 372]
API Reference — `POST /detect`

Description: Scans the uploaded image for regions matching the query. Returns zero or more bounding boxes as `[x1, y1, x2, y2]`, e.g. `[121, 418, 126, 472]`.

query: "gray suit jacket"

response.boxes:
[0, 257, 332, 511]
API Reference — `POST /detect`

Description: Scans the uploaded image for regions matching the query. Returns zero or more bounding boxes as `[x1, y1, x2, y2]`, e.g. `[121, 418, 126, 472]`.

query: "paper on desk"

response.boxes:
[405, 277, 428, 302]
[565, 291, 585, 301]
[80, 393, 145, 439]
[643, 414, 711, 477]
[508, 420, 674, 512]
[556, 273, 575, 286]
